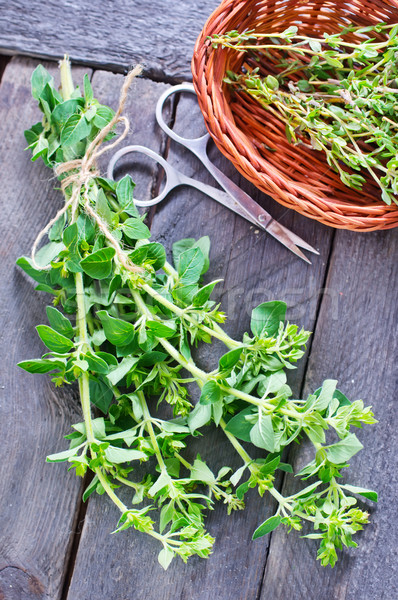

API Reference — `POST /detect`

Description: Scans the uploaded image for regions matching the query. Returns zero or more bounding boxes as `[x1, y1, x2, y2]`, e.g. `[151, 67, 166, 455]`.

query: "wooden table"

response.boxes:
[0, 2, 397, 599]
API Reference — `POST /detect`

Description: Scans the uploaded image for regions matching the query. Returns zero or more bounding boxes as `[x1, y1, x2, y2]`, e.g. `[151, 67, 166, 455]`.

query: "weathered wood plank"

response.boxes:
[66, 81, 335, 598]
[261, 229, 398, 600]
[0, 0, 220, 81]
[0, 58, 89, 600]
[65, 71, 176, 599]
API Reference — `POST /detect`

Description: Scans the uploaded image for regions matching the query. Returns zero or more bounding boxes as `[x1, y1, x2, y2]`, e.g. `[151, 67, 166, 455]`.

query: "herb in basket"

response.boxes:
[212, 22, 398, 205]
[18, 57, 377, 569]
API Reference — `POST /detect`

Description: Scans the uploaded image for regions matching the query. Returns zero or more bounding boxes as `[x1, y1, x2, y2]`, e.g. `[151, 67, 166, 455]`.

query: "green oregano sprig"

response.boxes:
[18, 59, 377, 570]
[211, 22, 398, 205]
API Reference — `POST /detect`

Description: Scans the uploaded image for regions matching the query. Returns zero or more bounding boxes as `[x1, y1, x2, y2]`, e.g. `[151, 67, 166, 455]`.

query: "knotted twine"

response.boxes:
[31, 64, 143, 274]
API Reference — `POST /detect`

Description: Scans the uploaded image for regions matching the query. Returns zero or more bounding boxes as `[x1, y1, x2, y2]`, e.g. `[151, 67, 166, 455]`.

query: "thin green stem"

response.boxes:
[115, 475, 141, 490]
[219, 418, 252, 463]
[221, 42, 323, 54]
[218, 418, 293, 511]
[159, 338, 208, 381]
[174, 451, 193, 470]
[133, 288, 306, 420]
[98, 469, 182, 548]
[75, 271, 95, 443]
[96, 468, 128, 512]
[268, 485, 290, 507]
[293, 510, 316, 523]
[140, 282, 240, 348]
[218, 383, 273, 409]
[163, 260, 178, 279]
[222, 31, 393, 50]
[75, 272, 89, 346]
[137, 389, 167, 471]
[78, 374, 94, 443]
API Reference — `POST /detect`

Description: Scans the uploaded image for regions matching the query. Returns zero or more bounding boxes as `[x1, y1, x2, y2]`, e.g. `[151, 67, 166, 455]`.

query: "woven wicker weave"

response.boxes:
[192, 0, 398, 231]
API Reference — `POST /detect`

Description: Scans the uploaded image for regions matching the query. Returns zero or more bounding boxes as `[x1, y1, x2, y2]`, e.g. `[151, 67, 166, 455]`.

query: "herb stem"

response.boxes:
[268, 486, 289, 507]
[75, 272, 89, 346]
[163, 260, 178, 279]
[223, 30, 392, 49]
[115, 475, 141, 490]
[219, 418, 252, 463]
[218, 383, 275, 409]
[130, 287, 208, 382]
[160, 338, 208, 381]
[59, 55, 74, 101]
[137, 390, 167, 472]
[75, 270, 95, 443]
[95, 468, 128, 512]
[97, 469, 183, 549]
[218, 418, 293, 512]
[292, 510, 316, 523]
[141, 282, 240, 348]
[78, 374, 94, 443]
[174, 452, 193, 470]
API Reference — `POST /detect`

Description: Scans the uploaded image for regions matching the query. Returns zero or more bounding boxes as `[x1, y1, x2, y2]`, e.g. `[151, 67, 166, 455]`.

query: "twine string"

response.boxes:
[31, 65, 143, 272]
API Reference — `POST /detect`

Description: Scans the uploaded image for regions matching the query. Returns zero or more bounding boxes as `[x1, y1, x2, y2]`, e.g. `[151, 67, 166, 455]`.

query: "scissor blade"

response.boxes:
[265, 220, 312, 264]
[199, 161, 319, 258]
[267, 220, 319, 255]
[184, 176, 316, 263]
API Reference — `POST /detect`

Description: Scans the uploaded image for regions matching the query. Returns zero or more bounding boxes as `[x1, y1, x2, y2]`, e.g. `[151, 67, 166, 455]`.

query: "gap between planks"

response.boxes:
[0, 54, 10, 82]
[254, 228, 337, 600]
[57, 68, 178, 596]
[60, 69, 176, 598]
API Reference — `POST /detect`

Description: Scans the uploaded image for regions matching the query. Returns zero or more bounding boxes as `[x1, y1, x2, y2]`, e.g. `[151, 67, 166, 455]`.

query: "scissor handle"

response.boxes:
[107, 145, 177, 207]
[155, 83, 210, 151]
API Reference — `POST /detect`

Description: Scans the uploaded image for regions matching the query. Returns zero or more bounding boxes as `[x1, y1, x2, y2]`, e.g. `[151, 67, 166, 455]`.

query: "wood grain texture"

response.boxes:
[261, 229, 398, 600]
[0, 58, 90, 600]
[65, 81, 334, 599]
[0, 0, 219, 81]
[65, 71, 176, 600]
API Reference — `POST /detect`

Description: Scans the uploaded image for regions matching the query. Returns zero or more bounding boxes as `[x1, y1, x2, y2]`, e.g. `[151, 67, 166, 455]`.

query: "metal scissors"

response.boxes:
[107, 83, 319, 263]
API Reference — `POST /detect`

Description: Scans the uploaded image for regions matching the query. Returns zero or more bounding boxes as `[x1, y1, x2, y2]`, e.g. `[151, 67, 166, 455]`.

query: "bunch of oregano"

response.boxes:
[18, 58, 377, 569]
[211, 22, 398, 205]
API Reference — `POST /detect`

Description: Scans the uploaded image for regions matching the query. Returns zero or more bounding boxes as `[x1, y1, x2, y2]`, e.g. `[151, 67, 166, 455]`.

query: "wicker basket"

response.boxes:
[192, 0, 398, 231]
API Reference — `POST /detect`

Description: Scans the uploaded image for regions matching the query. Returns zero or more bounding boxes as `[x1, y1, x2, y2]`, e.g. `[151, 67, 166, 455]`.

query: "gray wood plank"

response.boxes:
[261, 229, 398, 600]
[66, 80, 334, 599]
[0, 58, 90, 600]
[65, 71, 176, 600]
[0, 0, 220, 81]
